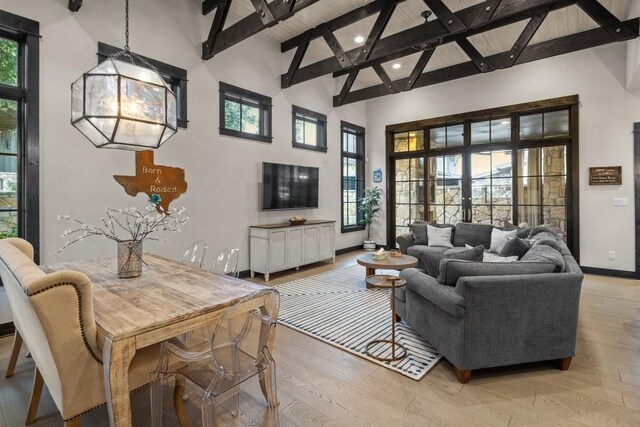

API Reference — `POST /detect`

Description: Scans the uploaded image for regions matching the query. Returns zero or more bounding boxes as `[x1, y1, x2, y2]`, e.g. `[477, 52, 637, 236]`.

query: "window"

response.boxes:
[341, 122, 365, 232]
[219, 82, 272, 143]
[97, 42, 188, 128]
[0, 11, 39, 261]
[292, 105, 327, 152]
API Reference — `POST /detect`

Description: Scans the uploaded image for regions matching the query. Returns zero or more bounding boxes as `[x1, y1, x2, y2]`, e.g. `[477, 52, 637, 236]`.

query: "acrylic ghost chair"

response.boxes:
[181, 241, 208, 268]
[210, 248, 240, 278]
[150, 288, 280, 427]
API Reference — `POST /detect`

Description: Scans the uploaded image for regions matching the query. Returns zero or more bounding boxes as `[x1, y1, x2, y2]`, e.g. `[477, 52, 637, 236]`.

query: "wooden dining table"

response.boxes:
[42, 253, 269, 427]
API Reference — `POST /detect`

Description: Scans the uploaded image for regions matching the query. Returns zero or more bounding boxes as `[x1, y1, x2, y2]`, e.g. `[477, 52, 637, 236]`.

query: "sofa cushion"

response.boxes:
[409, 222, 428, 245]
[443, 247, 469, 255]
[436, 259, 557, 286]
[453, 223, 494, 248]
[400, 268, 465, 317]
[489, 228, 517, 253]
[503, 220, 534, 239]
[423, 245, 485, 278]
[483, 252, 519, 263]
[499, 237, 531, 259]
[521, 244, 566, 272]
[427, 224, 453, 248]
[407, 245, 449, 259]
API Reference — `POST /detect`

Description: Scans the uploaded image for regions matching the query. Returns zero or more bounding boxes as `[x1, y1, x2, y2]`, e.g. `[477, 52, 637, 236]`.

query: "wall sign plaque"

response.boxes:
[114, 150, 188, 213]
[589, 166, 622, 185]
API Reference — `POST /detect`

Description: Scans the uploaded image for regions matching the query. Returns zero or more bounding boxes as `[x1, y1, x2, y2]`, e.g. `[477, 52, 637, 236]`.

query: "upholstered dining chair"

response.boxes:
[150, 288, 280, 427]
[210, 248, 240, 277]
[181, 240, 208, 268]
[0, 238, 164, 426]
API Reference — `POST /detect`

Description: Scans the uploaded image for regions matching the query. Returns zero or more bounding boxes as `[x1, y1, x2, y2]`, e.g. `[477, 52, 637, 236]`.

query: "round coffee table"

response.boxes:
[357, 253, 418, 288]
[364, 275, 408, 362]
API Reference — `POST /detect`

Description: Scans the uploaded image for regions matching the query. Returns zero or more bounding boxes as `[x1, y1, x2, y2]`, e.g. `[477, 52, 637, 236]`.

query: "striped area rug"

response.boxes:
[275, 264, 442, 381]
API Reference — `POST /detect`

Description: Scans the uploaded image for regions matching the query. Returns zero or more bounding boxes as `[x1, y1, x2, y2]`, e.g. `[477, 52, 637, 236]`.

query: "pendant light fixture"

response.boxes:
[71, 0, 177, 150]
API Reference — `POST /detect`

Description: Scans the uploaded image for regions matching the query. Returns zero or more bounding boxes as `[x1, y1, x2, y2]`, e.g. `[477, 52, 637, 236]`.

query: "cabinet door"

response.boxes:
[268, 230, 287, 271]
[287, 228, 304, 267]
[304, 226, 319, 262]
[318, 224, 334, 259]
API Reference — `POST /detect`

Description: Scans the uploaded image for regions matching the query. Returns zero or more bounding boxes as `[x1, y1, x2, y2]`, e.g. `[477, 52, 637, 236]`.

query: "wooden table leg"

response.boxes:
[103, 337, 137, 427]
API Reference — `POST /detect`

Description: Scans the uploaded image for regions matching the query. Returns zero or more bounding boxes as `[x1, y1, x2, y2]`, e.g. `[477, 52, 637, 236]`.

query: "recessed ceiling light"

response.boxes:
[354, 35, 365, 43]
[392, 63, 402, 69]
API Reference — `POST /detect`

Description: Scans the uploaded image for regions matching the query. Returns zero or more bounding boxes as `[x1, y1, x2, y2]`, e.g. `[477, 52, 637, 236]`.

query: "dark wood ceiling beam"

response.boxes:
[575, 0, 636, 40]
[250, 0, 275, 25]
[202, 0, 223, 15]
[68, 0, 82, 12]
[203, 0, 320, 59]
[405, 49, 435, 91]
[283, 29, 312, 87]
[456, 37, 495, 72]
[357, 1, 398, 63]
[281, 0, 407, 53]
[500, 9, 549, 68]
[333, 18, 639, 106]
[336, 70, 360, 106]
[202, 0, 232, 59]
[372, 63, 400, 94]
[319, 24, 353, 68]
[287, 0, 578, 87]
[471, 0, 503, 28]
[423, 0, 466, 33]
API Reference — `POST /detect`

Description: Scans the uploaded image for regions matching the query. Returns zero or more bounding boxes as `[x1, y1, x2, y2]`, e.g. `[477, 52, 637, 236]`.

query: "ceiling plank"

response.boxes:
[250, 0, 275, 25]
[68, 0, 82, 12]
[456, 37, 495, 73]
[202, 0, 232, 59]
[423, 0, 466, 33]
[575, 0, 637, 40]
[202, 0, 223, 15]
[286, 0, 578, 87]
[405, 49, 436, 91]
[203, 0, 320, 60]
[283, 29, 313, 88]
[471, 0, 503, 28]
[281, 0, 407, 53]
[372, 63, 400, 94]
[336, 70, 360, 106]
[356, 1, 398, 63]
[319, 24, 354, 68]
[500, 9, 549, 68]
[334, 17, 639, 106]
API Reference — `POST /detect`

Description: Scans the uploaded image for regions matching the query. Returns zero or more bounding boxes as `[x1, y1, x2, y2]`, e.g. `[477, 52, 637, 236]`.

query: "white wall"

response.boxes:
[366, 43, 640, 272]
[0, 0, 366, 323]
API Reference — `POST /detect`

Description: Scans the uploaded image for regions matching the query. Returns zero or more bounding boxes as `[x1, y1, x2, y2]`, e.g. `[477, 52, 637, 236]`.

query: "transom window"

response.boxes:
[341, 122, 365, 233]
[219, 82, 272, 143]
[292, 105, 327, 152]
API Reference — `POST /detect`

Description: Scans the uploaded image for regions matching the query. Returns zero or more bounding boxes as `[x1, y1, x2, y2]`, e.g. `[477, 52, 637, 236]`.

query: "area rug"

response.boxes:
[275, 264, 442, 381]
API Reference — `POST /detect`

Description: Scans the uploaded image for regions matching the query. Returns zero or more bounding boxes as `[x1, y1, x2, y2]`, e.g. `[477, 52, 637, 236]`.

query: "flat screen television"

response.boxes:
[262, 162, 319, 210]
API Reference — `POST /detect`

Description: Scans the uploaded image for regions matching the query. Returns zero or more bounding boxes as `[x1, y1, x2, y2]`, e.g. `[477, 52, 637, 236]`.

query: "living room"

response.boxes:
[0, 0, 639, 426]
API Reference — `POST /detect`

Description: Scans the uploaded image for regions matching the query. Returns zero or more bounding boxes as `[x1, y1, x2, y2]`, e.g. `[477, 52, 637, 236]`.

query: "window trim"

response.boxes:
[219, 82, 272, 143]
[341, 121, 366, 233]
[0, 11, 40, 263]
[97, 42, 188, 129]
[292, 105, 327, 153]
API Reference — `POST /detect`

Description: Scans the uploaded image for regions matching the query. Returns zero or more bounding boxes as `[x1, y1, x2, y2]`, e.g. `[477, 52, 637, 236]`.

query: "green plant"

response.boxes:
[359, 187, 383, 241]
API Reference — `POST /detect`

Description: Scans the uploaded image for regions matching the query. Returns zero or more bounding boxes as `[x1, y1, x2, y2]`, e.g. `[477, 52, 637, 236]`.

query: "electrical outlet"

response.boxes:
[613, 198, 629, 207]
[608, 251, 616, 261]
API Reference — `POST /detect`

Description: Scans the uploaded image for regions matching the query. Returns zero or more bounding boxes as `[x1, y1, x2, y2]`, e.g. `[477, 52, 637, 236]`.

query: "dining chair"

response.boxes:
[181, 240, 208, 268]
[0, 238, 166, 426]
[210, 248, 240, 277]
[150, 288, 280, 427]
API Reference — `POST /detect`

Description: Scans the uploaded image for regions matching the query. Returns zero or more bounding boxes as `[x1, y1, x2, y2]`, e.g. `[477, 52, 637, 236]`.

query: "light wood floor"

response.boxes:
[2, 251, 640, 426]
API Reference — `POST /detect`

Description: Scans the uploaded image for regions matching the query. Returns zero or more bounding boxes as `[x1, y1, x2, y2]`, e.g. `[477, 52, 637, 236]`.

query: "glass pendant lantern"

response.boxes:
[70, 0, 177, 150]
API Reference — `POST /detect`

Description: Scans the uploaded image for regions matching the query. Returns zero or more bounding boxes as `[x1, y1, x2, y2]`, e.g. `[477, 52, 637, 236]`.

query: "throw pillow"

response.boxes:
[483, 252, 518, 263]
[423, 245, 484, 277]
[499, 237, 531, 259]
[437, 259, 556, 286]
[489, 228, 517, 253]
[503, 220, 533, 239]
[502, 220, 518, 231]
[409, 222, 428, 245]
[427, 224, 453, 248]
[521, 244, 566, 272]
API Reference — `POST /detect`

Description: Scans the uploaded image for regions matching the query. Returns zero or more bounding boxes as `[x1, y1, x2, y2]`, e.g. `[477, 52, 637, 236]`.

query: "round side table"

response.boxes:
[364, 275, 408, 362]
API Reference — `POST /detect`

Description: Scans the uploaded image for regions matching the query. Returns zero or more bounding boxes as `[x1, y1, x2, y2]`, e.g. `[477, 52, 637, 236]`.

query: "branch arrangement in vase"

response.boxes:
[57, 202, 188, 254]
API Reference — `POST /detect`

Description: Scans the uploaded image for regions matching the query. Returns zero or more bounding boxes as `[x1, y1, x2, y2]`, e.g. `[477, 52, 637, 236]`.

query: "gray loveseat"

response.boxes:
[395, 222, 583, 383]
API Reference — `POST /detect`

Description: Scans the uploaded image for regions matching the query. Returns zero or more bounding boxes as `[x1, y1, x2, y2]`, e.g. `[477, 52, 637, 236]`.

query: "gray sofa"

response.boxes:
[395, 222, 583, 383]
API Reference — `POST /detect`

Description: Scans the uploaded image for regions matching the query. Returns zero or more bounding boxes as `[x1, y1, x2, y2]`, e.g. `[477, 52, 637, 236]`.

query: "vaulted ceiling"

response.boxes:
[71, 1, 639, 105]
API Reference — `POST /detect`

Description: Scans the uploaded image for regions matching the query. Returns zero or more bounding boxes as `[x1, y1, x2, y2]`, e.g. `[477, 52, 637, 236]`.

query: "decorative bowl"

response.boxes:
[389, 250, 402, 258]
[288, 217, 307, 225]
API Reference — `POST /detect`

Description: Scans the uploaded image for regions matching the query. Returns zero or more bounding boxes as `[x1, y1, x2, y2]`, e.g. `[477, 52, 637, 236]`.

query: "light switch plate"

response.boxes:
[613, 198, 629, 207]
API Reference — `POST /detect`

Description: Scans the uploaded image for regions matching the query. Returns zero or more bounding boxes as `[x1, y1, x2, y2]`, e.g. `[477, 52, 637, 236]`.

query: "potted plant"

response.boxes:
[359, 186, 383, 251]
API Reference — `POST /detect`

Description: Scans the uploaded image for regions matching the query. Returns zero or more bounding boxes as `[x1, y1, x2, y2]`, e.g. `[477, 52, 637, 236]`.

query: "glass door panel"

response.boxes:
[470, 150, 513, 225]
[394, 157, 424, 236]
[0, 98, 18, 238]
[427, 154, 463, 224]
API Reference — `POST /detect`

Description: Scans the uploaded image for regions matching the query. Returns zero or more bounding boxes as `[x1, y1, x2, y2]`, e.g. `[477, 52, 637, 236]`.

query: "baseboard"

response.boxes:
[238, 269, 251, 279]
[0, 321, 15, 338]
[580, 266, 637, 279]
[336, 245, 364, 255]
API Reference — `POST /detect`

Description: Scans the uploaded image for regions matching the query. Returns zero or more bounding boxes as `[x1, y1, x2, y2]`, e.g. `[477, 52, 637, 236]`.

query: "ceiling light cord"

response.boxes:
[124, 0, 130, 52]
